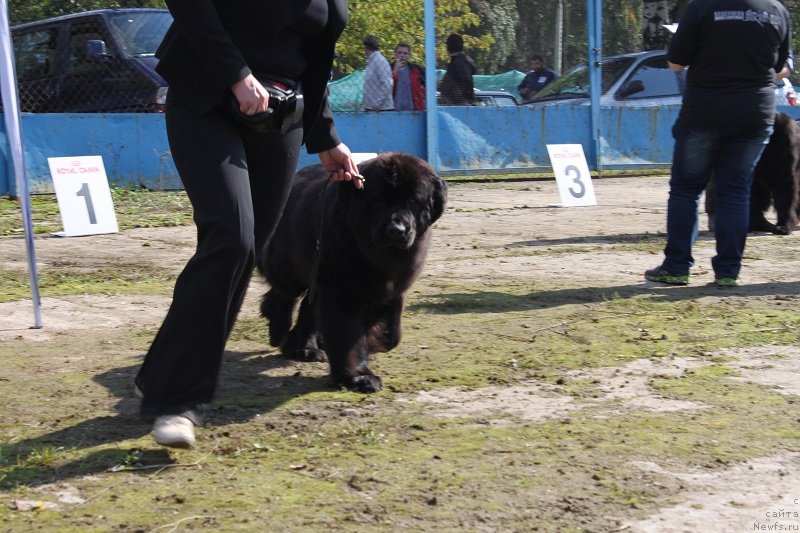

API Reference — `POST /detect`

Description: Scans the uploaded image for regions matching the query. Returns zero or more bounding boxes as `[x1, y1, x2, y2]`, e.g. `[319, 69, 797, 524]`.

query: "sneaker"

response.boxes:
[644, 267, 689, 285]
[153, 415, 195, 449]
[714, 277, 738, 287]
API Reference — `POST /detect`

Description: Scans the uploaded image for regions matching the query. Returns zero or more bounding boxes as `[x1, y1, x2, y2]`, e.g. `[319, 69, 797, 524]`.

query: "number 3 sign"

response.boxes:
[546, 144, 598, 207]
[48, 156, 119, 236]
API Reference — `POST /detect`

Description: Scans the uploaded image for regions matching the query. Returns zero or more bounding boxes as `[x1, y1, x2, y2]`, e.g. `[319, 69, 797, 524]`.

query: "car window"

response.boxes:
[494, 95, 518, 106]
[532, 66, 589, 100]
[107, 11, 172, 58]
[67, 21, 107, 75]
[475, 92, 518, 106]
[531, 56, 635, 102]
[14, 28, 59, 78]
[601, 58, 634, 93]
[616, 56, 682, 100]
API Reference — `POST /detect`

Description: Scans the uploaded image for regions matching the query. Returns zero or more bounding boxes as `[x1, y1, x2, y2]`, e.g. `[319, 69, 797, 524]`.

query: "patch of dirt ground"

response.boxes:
[2, 175, 800, 530]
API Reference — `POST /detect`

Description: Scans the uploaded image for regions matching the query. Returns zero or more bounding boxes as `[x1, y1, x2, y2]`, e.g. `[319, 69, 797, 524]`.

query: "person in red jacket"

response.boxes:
[391, 42, 426, 111]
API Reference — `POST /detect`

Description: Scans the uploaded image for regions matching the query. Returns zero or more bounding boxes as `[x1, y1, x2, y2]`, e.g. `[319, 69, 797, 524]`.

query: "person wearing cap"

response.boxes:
[439, 33, 476, 106]
[362, 35, 394, 111]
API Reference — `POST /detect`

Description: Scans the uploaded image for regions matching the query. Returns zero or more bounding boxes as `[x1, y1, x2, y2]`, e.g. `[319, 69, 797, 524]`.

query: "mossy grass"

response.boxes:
[2, 180, 799, 530]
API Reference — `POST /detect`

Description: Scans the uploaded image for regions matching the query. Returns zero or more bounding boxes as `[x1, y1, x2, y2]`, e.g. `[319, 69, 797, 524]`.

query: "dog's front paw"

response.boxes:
[261, 292, 293, 347]
[749, 218, 776, 233]
[339, 374, 383, 393]
[284, 348, 328, 362]
[773, 225, 792, 235]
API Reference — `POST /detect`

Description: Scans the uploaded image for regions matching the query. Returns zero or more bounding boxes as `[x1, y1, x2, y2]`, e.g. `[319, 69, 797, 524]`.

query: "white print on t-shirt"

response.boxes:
[713, 9, 781, 27]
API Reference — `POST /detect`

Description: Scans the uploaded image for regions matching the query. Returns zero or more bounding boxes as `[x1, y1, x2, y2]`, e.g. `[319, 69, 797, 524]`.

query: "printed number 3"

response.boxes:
[566, 164, 586, 198]
[76, 182, 98, 224]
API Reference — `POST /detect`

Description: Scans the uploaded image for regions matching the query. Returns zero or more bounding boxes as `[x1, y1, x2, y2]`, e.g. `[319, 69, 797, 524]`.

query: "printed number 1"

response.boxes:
[76, 182, 97, 224]
[565, 164, 586, 198]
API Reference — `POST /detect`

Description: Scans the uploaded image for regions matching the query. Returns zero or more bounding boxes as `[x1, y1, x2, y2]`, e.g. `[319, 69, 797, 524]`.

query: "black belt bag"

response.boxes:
[228, 74, 304, 135]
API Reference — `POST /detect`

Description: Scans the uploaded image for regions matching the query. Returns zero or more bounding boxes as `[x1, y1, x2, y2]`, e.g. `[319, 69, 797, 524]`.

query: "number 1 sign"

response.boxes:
[546, 144, 597, 207]
[48, 156, 119, 236]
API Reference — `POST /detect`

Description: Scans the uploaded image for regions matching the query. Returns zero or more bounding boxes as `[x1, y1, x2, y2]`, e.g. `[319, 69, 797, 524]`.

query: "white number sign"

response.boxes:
[546, 144, 598, 207]
[48, 156, 119, 236]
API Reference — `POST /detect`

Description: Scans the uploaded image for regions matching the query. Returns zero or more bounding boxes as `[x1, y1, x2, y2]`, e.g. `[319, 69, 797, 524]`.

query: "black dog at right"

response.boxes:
[748, 112, 800, 234]
[259, 152, 447, 393]
[706, 112, 800, 234]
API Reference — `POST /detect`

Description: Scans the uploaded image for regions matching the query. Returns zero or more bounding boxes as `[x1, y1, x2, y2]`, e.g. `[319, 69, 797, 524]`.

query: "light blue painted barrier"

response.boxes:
[3, 105, 800, 195]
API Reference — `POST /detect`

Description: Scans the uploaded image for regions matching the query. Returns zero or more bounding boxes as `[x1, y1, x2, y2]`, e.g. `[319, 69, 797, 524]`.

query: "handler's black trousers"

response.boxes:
[135, 94, 303, 424]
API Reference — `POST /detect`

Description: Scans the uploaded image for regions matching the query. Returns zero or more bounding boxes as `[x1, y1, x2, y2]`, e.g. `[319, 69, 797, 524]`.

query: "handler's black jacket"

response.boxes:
[668, 0, 790, 128]
[155, 0, 346, 153]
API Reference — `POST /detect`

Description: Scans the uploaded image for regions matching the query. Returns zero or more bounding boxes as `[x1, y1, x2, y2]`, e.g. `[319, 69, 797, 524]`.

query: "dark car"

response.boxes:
[475, 90, 518, 106]
[522, 50, 683, 108]
[434, 89, 519, 106]
[9, 8, 172, 113]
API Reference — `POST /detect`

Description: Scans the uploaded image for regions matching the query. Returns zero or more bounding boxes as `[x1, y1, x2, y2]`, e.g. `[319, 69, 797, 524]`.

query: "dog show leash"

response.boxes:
[307, 172, 365, 305]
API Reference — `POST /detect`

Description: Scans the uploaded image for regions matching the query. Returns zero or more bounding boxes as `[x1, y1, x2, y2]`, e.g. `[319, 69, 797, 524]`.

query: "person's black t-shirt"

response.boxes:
[668, 0, 790, 127]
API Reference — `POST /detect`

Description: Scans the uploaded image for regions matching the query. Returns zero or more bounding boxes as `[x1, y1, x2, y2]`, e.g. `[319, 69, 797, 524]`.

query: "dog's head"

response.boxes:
[338, 152, 447, 251]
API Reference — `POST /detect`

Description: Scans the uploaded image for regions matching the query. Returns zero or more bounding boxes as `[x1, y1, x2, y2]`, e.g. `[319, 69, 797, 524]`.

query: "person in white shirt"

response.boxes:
[362, 35, 394, 111]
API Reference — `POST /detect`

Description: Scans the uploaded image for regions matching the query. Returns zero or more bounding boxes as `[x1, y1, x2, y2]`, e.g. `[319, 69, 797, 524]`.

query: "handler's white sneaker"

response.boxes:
[153, 415, 195, 448]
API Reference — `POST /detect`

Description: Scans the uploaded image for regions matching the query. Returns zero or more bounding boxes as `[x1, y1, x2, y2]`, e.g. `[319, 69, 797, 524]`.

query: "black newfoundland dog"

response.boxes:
[259, 152, 447, 393]
[748, 112, 800, 234]
[706, 112, 800, 234]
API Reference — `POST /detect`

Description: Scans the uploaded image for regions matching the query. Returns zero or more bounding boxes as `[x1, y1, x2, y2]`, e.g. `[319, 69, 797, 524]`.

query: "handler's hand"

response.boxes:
[231, 74, 270, 115]
[318, 143, 364, 189]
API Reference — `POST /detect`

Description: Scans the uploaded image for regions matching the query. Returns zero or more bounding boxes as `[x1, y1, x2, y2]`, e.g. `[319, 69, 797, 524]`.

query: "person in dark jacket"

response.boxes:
[134, 0, 361, 448]
[391, 42, 426, 111]
[439, 33, 476, 106]
[517, 55, 558, 102]
[645, 0, 790, 287]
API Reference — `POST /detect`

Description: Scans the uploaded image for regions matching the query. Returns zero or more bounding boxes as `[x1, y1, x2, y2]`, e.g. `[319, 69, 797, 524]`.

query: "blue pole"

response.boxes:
[423, 0, 439, 170]
[0, 0, 43, 328]
[587, 0, 602, 172]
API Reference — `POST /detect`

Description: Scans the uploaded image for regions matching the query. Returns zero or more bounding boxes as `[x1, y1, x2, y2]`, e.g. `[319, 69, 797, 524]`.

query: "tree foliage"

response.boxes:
[466, 0, 517, 73]
[333, 0, 481, 75]
[6, 0, 800, 79]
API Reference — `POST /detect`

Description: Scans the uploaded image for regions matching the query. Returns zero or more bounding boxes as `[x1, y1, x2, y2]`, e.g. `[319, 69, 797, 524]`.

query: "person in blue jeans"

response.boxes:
[645, 0, 790, 287]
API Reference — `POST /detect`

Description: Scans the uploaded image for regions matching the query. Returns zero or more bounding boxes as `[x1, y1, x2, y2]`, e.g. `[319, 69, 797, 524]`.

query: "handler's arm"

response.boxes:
[318, 144, 364, 189]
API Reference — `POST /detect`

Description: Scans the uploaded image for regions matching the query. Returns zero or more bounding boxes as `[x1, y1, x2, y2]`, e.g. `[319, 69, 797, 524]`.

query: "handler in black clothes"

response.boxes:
[134, 0, 361, 448]
[439, 33, 476, 105]
[645, 0, 790, 287]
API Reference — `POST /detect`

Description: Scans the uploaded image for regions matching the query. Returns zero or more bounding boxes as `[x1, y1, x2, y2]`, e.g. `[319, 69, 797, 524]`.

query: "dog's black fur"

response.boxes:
[748, 112, 800, 234]
[705, 113, 800, 234]
[259, 152, 447, 393]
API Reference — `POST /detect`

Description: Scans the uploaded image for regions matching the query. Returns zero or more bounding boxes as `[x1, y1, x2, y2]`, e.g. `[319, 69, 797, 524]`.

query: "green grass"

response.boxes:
[0, 264, 177, 302]
[0, 187, 193, 236]
[2, 181, 800, 531]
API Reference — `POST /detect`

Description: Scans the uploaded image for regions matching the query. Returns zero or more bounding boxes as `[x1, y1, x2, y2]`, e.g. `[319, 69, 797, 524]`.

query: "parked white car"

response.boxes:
[521, 50, 683, 108]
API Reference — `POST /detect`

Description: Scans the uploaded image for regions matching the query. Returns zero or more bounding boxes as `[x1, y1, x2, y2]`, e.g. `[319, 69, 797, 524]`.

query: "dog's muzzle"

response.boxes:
[384, 218, 416, 248]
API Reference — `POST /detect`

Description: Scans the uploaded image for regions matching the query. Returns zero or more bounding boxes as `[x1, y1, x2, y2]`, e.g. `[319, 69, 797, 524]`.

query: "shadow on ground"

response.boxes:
[409, 280, 800, 314]
[1, 349, 334, 490]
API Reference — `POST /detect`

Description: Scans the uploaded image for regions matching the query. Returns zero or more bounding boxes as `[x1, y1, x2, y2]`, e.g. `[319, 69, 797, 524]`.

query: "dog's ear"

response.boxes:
[429, 174, 448, 224]
[336, 157, 376, 204]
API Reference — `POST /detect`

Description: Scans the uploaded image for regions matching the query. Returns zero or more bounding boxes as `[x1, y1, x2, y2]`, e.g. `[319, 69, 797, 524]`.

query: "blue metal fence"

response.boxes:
[3, 104, 800, 195]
